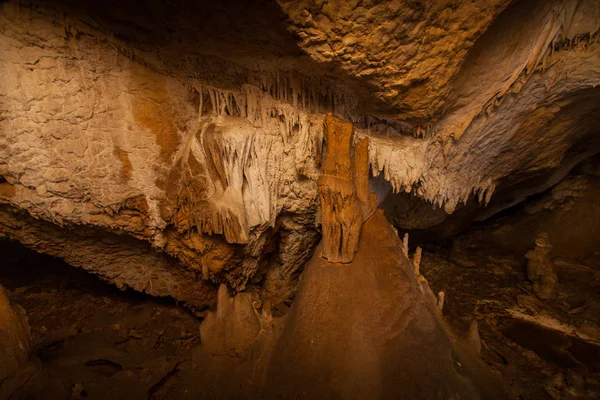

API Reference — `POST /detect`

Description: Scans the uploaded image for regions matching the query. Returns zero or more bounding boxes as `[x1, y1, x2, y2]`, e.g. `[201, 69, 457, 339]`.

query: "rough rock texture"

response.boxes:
[190, 211, 508, 399]
[0, 0, 328, 307]
[287, 0, 600, 214]
[0, 284, 33, 395]
[0, 206, 218, 312]
[318, 114, 375, 263]
[199, 285, 264, 357]
[418, 170, 600, 399]
[1, 0, 600, 308]
[354, 138, 378, 219]
[278, 0, 513, 121]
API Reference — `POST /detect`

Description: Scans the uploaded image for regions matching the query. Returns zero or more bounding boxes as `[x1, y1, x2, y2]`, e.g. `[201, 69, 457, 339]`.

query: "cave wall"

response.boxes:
[366, 0, 600, 213]
[1, 0, 600, 310]
[475, 173, 600, 261]
[0, 0, 332, 308]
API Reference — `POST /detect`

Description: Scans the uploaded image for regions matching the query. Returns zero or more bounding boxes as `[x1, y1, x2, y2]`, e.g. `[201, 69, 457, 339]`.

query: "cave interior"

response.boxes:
[1, 0, 600, 399]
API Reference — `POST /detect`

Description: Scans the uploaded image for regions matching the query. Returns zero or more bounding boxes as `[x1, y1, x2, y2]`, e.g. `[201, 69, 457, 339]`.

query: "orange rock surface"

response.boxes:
[318, 114, 376, 263]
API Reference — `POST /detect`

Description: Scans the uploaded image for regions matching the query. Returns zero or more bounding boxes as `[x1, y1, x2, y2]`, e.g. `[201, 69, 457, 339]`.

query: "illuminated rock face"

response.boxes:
[282, 0, 600, 214]
[318, 114, 376, 263]
[0, 0, 327, 310]
[318, 115, 362, 263]
[0, 0, 599, 310]
[193, 211, 508, 399]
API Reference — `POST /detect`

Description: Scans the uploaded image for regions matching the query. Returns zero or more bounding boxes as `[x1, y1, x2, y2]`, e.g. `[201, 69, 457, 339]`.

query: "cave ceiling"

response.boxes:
[0, 0, 599, 310]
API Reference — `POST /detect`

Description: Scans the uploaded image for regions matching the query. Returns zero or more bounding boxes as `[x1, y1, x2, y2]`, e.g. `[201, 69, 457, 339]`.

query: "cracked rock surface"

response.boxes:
[1, 0, 600, 311]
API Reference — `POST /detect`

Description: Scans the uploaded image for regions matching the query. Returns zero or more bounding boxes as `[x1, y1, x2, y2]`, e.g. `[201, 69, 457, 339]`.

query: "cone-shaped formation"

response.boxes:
[191, 211, 508, 399]
[264, 211, 507, 399]
[318, 114, 375, 263]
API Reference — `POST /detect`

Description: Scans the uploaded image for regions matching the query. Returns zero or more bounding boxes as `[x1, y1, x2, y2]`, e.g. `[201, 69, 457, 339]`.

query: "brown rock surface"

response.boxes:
[354, 138, 378, 220]
[0, 284, 33, 396]
[0, 0, 326, 306]
[526, 233, 558, 300]
[0, 0, 599, 310]
[278, 0, 512, 121]
[317, 115, 376, 263]
[189, 211, 507, 398]
[317, 114, 363, 263]
[265, 211, 490, 398]
[0, 206, 218, 313]
[2, 0, 600, 396]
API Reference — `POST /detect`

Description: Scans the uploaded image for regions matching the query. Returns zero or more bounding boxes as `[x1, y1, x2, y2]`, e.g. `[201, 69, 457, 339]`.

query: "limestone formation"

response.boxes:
[0, 0, 599, 311]
[525, 233, 558, 300]
[437, 291, 445, 312]
[317, 114, 373, 263]
[0, 206, 219, 313]
[354, 138, 378, 220]
[192, 211, 508, 399]
[199, 285, 264, 356]
[289, 0, 600, 215]
[1, 0, 600, 397]
[412, 246, 423, 273]
[0, 0, 326, 306]
[402, 233, 410, 257]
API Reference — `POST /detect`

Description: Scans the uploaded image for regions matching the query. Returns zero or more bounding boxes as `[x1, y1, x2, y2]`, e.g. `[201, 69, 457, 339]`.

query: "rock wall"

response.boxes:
[0, 284, 33, 396]
[1, 0, 600, 309]
[0, 0, 332, 307]
[364, 0, 600, 213]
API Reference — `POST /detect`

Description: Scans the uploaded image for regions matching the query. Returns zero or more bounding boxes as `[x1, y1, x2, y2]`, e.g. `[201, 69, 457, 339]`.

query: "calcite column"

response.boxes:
[318, 114, 376, 263]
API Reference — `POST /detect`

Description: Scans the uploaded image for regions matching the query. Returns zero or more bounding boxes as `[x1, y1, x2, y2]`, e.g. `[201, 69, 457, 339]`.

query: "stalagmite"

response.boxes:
[525, 233, 558, 300]
[199, 284, 263, 355]
[413, 246, 422, 275]
[1, 0, 600, 396]
[437, 291, 445, 312]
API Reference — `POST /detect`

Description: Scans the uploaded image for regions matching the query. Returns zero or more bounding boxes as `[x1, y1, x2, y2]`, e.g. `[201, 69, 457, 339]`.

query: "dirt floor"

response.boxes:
[1, 240, 202, 400]
[2, 215, 600, 399]
[419, 227, 600, 400]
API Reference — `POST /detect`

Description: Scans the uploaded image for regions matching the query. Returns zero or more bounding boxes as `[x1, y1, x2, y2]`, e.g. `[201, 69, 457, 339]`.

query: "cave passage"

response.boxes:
[2, 0, 600, 398]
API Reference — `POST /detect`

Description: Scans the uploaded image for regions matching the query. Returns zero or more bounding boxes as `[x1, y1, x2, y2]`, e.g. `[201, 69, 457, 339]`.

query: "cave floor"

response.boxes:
[2, 237, 600, 399]
[1, 241, 202, 400]
[420, 235, 600, 400]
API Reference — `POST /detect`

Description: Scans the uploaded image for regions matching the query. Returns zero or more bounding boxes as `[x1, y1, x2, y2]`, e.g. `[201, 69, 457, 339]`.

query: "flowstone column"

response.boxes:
[317, 113, 375, 263]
